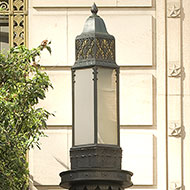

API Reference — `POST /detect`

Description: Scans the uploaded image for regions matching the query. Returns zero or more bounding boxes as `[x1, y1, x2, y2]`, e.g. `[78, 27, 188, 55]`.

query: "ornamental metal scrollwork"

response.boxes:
[76, 38, 115, 62]
[13, 14, 25, 46]
[12, 0, 26, 47]
[0, 0, 9, 11]
[13, 0, 24, 11]
[96, 38, 114, 61]
[0, 0, 27, 47]
[76, 38, 95, 61]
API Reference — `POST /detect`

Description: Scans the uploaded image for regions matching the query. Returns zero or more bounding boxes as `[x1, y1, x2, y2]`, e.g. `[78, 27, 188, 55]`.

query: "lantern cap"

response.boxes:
[81, 3, 108, 35]
[73, 3, 118, 69]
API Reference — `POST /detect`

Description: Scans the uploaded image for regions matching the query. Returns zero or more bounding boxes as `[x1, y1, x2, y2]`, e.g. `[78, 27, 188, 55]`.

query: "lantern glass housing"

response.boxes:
[97, 67, 117, 144]
[74, 68, 94, 145]
[72, 4, 119, 147]
[60, 5, 133, 190]
[73, 67, 118, 146]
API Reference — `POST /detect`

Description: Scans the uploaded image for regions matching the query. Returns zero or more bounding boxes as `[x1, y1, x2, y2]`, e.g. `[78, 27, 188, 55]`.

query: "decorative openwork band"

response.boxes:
[76, 37, 115, 62]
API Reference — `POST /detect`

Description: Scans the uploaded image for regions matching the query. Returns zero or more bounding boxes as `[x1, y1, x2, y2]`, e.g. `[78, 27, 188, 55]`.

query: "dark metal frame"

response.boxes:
[93, 66, 98, 144]
[116, 68, 120, 146]
[72, 66, 120, 147]
[60, 4, 133, 190]
[72, 69, 76, 146]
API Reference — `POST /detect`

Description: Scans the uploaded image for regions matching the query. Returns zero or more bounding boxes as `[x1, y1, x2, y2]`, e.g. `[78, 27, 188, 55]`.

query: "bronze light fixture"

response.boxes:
[60, 4, 133, 190]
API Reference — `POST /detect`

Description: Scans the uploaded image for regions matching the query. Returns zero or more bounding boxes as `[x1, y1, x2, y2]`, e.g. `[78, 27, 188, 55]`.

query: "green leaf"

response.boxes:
[46, 46, 52, 54]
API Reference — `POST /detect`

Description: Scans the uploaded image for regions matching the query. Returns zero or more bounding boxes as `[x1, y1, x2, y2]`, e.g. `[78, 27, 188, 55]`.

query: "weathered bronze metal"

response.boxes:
[60, 145, 133, 189]
[70, 145, 122, 170]
[73, 3, 117, 69]
[0, 0, 27, 47]
[60, 3, 133, 190]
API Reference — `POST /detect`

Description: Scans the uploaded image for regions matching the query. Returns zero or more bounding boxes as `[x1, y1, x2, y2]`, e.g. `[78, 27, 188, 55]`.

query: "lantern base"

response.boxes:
[70, 145, 122, 170]
[59, 169, 133, 189]
[60, 145, 133, 189]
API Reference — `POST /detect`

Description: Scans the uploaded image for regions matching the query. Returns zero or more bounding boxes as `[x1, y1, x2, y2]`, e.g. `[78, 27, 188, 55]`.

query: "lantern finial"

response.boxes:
[91, 3, 98, 15]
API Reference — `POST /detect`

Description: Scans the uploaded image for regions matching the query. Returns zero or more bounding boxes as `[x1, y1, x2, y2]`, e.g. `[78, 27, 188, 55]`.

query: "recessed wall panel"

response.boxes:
[29, 10, 67, 66]
[32, 0, 152, 7]
[117, 0, 152, 7]
[104, 15, 153, 66]
[120, 130, 154, 185]
[120, 72, 153, 125]
[29, 128, 72, 186]
[37, 70, 72, 125]
[68, 13, 153, 67]
[68, 11, 89, 66]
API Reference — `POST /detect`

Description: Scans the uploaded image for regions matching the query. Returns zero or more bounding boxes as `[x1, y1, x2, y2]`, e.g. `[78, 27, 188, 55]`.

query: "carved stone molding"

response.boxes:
[169, 64, 182, 78]
[169, 123, 182, 138]
[170, 182, 182, 190]
[167, 4, 181, 18]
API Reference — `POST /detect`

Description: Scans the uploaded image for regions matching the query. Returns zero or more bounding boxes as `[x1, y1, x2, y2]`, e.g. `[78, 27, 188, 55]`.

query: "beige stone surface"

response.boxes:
[28, 8, 68, 66]
[167, 95, 181, 122]
[29, 128, 72, 186]
[167, 19, 181, 63]
[166, 0, 182, 188]
[29, 6, 154, 67]
[38, 70, 72, 125]
[67, 10, 89, 66]
[120, 72, 153, 125]
[168, 137, 182, 186]
[183, 1, 190, 190]
[103, 15, 153, 66]
[121, 130, 154, 185]
[117, 0, 152, 7]
[168, 62, 181, 95]
[31, 0, 152, 8]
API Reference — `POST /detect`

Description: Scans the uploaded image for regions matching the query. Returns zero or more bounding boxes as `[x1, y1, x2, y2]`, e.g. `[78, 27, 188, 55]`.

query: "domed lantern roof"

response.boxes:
[72, 3, 118, 69]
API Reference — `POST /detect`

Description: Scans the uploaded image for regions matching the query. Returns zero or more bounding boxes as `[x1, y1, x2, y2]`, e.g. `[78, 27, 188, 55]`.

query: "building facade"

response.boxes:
[1, 0, 190, 190]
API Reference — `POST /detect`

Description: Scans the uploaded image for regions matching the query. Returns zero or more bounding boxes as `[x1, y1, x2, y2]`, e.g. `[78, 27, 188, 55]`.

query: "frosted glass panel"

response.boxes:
[74, 69, 94, 145]
[97, 68, 117, 145]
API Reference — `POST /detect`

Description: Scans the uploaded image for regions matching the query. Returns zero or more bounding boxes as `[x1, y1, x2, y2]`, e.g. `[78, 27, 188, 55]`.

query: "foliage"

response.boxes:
[0, 41, 52, 190]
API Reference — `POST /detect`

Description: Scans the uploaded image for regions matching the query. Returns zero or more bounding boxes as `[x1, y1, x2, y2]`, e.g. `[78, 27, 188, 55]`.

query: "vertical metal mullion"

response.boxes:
[9, 0, 13, 47]
[72, 69, 76, 146]
[93, 66, 98, 144]
[116, 68, 120, 146]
